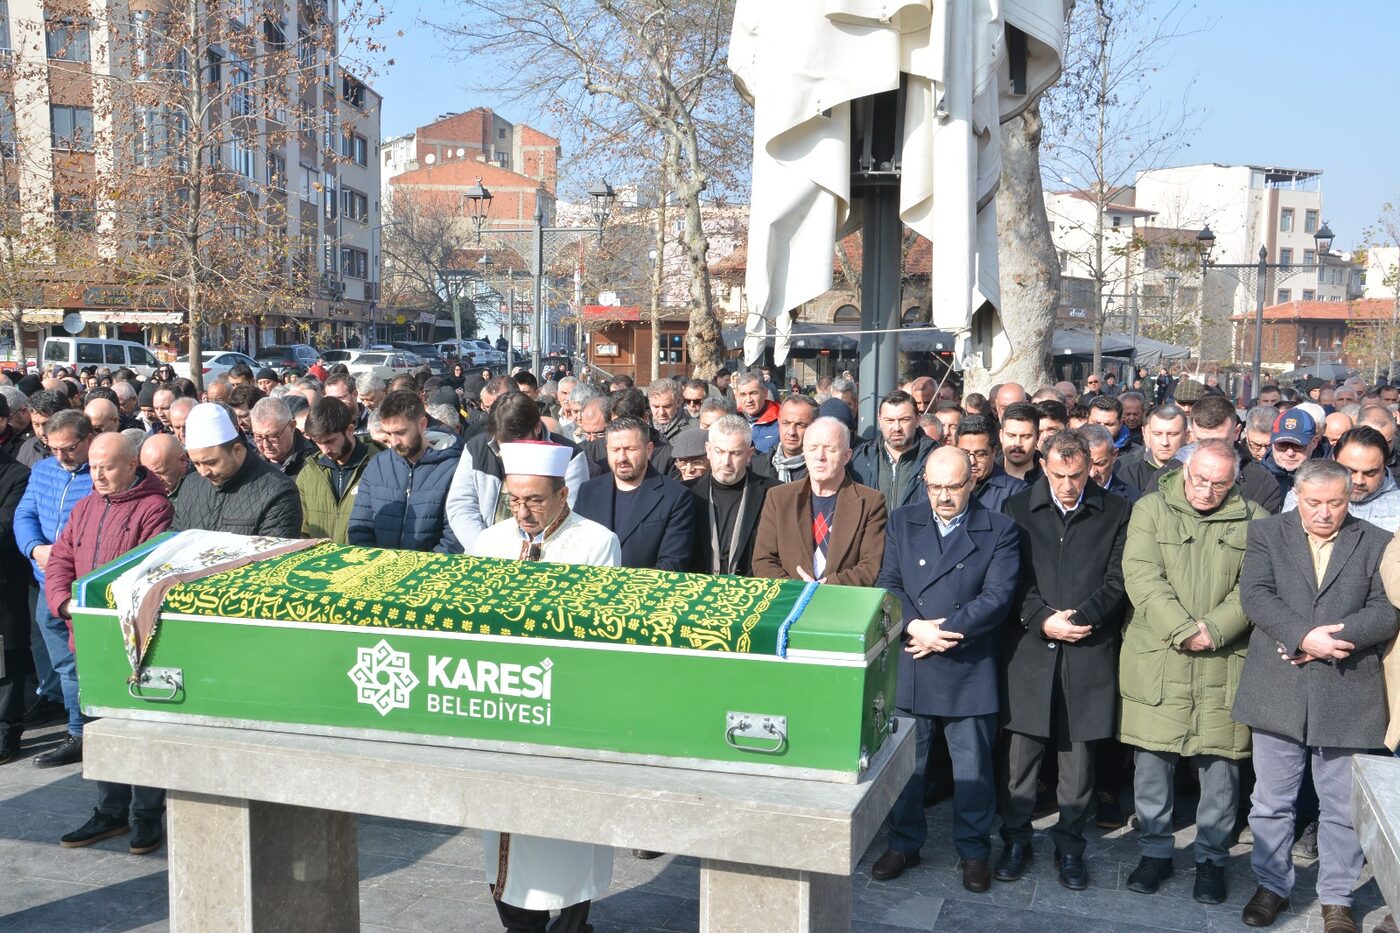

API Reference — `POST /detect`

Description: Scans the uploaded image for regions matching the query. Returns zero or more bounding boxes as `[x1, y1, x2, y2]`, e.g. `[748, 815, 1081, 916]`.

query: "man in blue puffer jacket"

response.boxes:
[348, 390, 461, 553]
[13, 409, 94, 767]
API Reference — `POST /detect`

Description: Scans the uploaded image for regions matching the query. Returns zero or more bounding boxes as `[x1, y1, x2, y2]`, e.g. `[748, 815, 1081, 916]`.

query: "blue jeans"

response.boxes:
[35, 593, 82, 737]
[29, 586, 61, 702]
[887, 711, 997, 861]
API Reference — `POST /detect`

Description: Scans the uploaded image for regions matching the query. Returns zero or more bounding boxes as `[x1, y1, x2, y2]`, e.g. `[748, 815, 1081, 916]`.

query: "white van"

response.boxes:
[41, 337, 161, 377]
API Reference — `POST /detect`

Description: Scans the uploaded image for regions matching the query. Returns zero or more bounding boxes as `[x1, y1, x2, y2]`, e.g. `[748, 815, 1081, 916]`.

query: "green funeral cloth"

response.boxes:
[160, 542, 806, 654]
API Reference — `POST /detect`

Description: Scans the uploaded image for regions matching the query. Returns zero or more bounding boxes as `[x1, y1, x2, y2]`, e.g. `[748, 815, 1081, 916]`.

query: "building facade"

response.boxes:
[1231, 298, 1396, 371]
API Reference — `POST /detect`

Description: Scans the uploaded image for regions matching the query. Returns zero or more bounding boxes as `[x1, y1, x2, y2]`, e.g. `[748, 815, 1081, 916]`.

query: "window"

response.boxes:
[323, 171, 336, 220]
[230, 62, 253, 116]
[833, 304, 860, 323]
[1279, 208, 1294, 233]
[322, 110, 336, 153]
[1303, 249, 1316, 266]
[53, 192, 95, 231]
[1277, 288, 1291, 303]
[340, 246, 367, 278]
[1111, 215, 1123, 228]
[1279, 247, 1293, 267]
[264, 17, 287, 50]
[1304, 209, 1319, 234]
[1331, 268, 1343, 285]
[0, 92, 14, 158]
[341, 74, 365, 108]
[50, 104, 94, 150]
[0, 0, 12, 51]
[266, 152, 286, 189]
[296, 31, 316, 73]
[229, 131, 255, 178]
[341, 133, 368, 166]
[1302, 289, 1315, 301]
[340, 187, 367, 222]
[206, 50, 222, 86]
[45, 15, 89, 61]
[498, 127, 506, 139]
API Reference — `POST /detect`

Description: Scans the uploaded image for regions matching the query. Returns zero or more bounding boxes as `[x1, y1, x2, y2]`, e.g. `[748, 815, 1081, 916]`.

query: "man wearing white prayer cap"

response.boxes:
[471, 439, 618, 930]
[172, 402, 303, 536]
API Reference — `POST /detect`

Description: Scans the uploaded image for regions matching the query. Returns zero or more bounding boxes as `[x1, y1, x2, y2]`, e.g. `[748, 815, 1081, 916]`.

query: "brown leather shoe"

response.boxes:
[871, 848, 919, 881]
[1320, 905, 1356, 933]
[960, 857, 991, 893]
[1373, 913, 1399, 933]
[1241, 886, 1290, 927]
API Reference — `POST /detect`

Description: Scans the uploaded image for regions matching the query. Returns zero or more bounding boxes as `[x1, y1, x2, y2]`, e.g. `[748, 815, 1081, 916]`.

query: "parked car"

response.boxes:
[171, 350, 260, 381]
[254, 344, 321, 373]
[389, 341, 449, 376]
[41, 337, 161, 377]
[321, 348, 420, 381]
[438, 338, 506, 370]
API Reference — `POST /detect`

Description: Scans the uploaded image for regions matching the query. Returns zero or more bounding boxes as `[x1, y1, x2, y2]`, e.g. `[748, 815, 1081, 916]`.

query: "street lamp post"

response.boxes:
[1196, 221, 1335, 397]
[462, 178, 616, 375]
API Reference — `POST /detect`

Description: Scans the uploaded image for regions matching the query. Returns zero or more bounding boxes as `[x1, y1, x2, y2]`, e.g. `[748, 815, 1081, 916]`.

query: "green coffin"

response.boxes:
[71, 536, 900, 783]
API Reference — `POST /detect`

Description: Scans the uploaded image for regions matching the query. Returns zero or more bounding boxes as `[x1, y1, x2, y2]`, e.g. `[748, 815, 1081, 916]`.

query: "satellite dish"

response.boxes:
[424, 153, 436, 165]
[62, 312, 84, 334]
[456, 148, 465, 158]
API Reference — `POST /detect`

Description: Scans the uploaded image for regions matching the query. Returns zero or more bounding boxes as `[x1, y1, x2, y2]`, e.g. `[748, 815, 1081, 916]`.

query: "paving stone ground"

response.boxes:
[0, 720, 1391, 931]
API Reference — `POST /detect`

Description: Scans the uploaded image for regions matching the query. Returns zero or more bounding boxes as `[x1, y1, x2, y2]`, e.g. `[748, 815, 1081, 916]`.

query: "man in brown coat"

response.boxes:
[751, 416, 886, 587]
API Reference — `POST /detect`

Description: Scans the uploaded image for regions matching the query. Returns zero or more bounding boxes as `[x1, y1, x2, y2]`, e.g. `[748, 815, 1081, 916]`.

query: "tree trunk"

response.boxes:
[962, 101, 1057, 394]
[672, 131, 722, 380]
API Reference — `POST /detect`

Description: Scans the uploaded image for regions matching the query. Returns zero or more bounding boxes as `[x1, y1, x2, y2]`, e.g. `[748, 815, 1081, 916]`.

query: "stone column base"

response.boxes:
[699, 859, 850, 933]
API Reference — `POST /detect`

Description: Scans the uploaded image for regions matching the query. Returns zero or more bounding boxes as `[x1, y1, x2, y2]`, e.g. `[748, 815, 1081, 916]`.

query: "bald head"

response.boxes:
[1360, 406, 1396, 445]
[168, 397, 197, 443]
[1324, 412, 1354, 447]
[140, 433, 189, 495]
[89, 431, 139, 495]
[925, 444, 973, 484]
[994, 382, 1027, 417]
[84, 398, 120, 433]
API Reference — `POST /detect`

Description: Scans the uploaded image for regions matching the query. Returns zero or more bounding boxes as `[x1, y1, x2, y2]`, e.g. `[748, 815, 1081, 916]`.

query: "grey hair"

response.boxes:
[355, 373, 385, 396]
[806, 415, 851, 451]
[1147, 403, 1188, 429]
[1185, 438, 1240, 479]
[699, 396, 736, 417]
[708, 413, 752, 445]
[168, 397, 196, 419]
[557, 375, 577, 393]
[830, 376, 856, 395]
[646, 380, 677, 401]
[0, 386, 27, 411]
[269, 385, 291, 398]
[733, 371, 764, 391]
[249, 397, 292, 428]
[1339, 403, 1362, 422]
[1245, 405, 1278, 434]
[1118, 390, 1146, 405]
[1294, 457, 1351, 494]
[120, 427, 147, 451]
[570, 383, 603, 407]
[1044, 429, 1090, 463]
[112, 381, 136, 403]
[1076, 423, 1115, 451]
[47, 409, 93, 440]
[295, 376, 324, 391]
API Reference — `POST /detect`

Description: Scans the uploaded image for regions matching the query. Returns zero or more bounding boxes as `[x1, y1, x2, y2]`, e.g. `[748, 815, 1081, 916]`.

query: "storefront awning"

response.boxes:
[20, 309, 183, 326]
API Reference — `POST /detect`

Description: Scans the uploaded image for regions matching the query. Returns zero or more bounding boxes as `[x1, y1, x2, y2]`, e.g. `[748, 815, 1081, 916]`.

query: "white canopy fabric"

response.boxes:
[730, 0, 1066, 365]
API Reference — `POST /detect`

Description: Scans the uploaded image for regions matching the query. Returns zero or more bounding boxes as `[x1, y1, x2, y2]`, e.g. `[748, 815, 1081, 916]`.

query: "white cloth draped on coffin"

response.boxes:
[729, 0, 1066, 365]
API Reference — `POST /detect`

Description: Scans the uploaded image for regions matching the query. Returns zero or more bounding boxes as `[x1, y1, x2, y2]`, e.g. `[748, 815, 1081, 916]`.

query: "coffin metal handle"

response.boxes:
[872, 693, 888, 737]
[128, 666, 184, 702]
[725, 711, 787, 755]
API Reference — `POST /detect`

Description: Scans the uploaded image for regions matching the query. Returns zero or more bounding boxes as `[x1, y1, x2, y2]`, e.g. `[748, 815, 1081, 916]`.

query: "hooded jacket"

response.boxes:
[44, 470, 173, 619]
[1282, 471, 1400, 533]
[296, 440, 385, 544]
[14, 456, 93, 583]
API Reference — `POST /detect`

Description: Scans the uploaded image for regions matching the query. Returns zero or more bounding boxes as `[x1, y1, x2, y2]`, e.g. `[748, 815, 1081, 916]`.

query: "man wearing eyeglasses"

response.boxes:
[472, 441, 618, 933]
[997, 430, 1131, 892]
[955, 414, 1027, 513]
[1260, 408, 1319, 497]
[248, 397, 315, 477]
[869, 447, 1019, 893]
[1118, 440, 1263, 906]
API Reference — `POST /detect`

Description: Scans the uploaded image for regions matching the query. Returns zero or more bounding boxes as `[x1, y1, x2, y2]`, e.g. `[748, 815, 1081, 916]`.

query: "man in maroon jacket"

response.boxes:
[44, 431, 173, 854]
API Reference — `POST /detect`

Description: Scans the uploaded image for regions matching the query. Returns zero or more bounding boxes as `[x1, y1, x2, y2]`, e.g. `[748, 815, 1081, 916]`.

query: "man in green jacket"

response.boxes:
[1118, 439, 1264, 905]
[297, 397, 384, 543]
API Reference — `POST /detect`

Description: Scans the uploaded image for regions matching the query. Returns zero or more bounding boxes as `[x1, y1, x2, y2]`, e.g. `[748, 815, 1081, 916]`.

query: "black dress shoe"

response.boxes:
[993, 841, 1033, 881]
[32, 733, 81, 768]
[1192, 860, 1226, 904]
[1094, 790, 1126, 829]
[631, 849, 662, 860]
[871, 848, 919, 881]
[960, 858, 991, 893]
[22, 697, 66, 728]
[1054, 851, 1088, 890]
[1126, 856, 1174, 894]
[0, 732, 20, 765]
[1241, 886, 1290, 927]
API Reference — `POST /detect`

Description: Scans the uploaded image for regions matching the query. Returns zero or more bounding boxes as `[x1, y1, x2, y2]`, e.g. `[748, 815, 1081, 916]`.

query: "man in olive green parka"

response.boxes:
[1118, 439, 1265, 904]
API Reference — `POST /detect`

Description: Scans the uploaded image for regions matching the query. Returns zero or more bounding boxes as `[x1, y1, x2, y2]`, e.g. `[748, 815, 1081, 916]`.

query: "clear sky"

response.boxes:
[361, 0, 1398, 251]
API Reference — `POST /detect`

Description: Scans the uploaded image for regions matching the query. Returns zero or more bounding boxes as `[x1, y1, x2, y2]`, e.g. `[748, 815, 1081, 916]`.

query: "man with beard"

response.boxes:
[574, 417, 692, 571]
[472, 441, 618, 932]
[998, 402, 1042, 484]
[647, 380, 693, 444]
[1086, 395, 1138, 453]
[347, 391, 460, 552]
[850, 390, 939, 512]
[174, 404, 302, 537]
[956, 414, 1027, 512]
[687, 415, 776, 576]
[1260, 408, 1320, 497]
[1283, 427, 1400, 533]
[753, 395, 818, 484]
[298, 397, 385, 543]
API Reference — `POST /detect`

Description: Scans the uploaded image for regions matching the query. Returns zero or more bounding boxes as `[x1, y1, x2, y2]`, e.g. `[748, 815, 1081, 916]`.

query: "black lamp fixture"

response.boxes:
[1195, 225, 1216, 266]
[587, 181, 616, 243]
[463, 178, 493, 243]
[1314, 221, 1335, 257]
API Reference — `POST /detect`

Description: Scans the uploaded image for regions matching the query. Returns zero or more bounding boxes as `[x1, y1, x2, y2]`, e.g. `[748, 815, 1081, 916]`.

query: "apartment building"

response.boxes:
[0, 0, 380, 361]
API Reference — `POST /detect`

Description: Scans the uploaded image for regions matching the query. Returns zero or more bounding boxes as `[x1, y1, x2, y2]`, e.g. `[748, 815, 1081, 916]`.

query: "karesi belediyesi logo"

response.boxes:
[349, 639, 554, 726]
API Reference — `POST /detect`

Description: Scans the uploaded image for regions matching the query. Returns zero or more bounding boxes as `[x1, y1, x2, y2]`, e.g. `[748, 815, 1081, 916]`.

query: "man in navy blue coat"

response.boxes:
[574, 417, 693, 571]
[870, 446, 1020, 894]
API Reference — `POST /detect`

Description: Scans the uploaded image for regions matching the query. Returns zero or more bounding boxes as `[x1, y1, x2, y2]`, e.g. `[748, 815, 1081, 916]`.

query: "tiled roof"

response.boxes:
[1229, 299, 1397, 322]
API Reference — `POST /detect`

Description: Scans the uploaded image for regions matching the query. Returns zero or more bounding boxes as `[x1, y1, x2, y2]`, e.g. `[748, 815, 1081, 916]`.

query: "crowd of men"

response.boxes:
[2, 357, 1400, 933]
